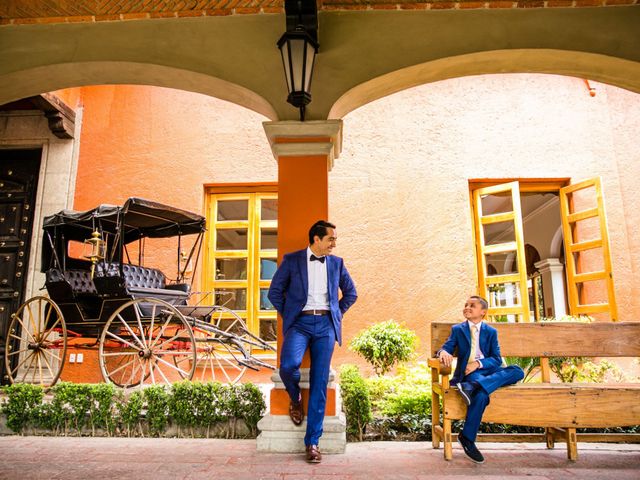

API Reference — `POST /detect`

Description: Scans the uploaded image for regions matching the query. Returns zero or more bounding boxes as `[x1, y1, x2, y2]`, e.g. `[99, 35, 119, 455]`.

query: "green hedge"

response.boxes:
[1, 381, 266, 438]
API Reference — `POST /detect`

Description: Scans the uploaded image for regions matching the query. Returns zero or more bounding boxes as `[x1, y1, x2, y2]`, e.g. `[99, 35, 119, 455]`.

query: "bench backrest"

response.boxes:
[431, 322, 640, 358]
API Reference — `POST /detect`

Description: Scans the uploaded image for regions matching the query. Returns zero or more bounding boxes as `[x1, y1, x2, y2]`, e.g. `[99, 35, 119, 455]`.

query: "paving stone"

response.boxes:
[0, 437, 638, 480]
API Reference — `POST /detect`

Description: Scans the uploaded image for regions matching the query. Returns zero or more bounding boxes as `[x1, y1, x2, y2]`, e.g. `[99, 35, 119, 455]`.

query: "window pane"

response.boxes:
[261, 228, 277, 250]
[488, 282, 522, 307]
[260, 289, 275, 310]
[480, 192, 513, 216]
[485, 251, 518, 275]
[261, 199, 278, 221]
[215, 258, 247, 280]
[483, 221, 515, 247]
[215, 288, 246, 310]
[216, 229, 247, 250]
[217, 200, 248, 221]
[260, 319, 277, 342]
[260, 259, 277, 280]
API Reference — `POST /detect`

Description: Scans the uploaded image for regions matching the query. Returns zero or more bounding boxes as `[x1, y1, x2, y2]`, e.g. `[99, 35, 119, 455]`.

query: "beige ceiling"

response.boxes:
[1, 7, 639, 120]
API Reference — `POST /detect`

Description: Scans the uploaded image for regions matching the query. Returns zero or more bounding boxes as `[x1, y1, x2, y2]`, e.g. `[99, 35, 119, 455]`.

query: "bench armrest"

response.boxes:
[428, 357, 452, 376]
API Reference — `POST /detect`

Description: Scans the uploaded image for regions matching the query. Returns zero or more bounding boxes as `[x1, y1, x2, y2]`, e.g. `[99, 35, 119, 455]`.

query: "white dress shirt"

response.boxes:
[303, 246, 329, 310]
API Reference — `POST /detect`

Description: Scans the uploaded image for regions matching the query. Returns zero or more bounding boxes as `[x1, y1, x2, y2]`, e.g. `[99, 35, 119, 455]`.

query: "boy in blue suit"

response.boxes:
[268, 220, 357, 463]
[438, 296, 524, 463]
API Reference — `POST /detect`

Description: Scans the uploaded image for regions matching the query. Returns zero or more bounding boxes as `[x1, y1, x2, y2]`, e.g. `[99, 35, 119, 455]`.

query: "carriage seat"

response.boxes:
[45, 268, 97, 301]
[94, 263, 189, 305]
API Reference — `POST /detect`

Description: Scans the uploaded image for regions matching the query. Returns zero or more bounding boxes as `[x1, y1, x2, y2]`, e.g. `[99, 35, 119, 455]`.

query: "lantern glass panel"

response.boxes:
[304, 45, 316, 92]
[289, 37, 305, 92]
[279, 41, 292, 93]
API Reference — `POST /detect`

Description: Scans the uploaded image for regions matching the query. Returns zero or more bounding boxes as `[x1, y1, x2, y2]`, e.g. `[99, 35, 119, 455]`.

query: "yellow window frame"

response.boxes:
[204, 189, 278, 348]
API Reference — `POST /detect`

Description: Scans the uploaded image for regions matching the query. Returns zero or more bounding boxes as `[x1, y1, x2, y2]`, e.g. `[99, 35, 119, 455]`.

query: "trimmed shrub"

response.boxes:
[349, 320, 417, 375]
[339, 364, 372, 441]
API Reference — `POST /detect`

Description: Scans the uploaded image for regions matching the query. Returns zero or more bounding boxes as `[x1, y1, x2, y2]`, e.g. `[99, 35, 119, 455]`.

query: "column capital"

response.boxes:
[263, 120, 343, 171]
[534, 258, 564, 274]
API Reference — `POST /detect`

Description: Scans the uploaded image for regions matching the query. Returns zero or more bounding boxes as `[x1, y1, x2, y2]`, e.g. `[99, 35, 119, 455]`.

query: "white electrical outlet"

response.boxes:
[76, 353, 84, 364]
[69, 353, 76, 363]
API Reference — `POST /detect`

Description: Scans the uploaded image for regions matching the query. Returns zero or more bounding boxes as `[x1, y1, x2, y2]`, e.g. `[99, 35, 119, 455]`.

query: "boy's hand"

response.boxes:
[465, 361, 480, 376]
[438, 350, 454, 367]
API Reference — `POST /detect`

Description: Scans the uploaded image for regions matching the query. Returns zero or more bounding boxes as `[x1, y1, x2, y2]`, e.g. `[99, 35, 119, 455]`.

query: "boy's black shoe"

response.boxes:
[457, 433, 485, 464]
[456, 382, 476, 406]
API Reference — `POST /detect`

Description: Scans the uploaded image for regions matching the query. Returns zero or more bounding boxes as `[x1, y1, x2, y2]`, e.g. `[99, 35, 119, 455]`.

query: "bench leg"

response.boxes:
[565, 427, 578, 461]
[443, 418, 453, 460]
[545, 427, 555, 449]
[432, 391, 441, 449]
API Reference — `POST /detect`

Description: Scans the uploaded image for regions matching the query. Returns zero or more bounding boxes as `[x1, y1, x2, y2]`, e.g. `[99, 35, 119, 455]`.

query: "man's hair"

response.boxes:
[308, 220, 336, 245]
[470, 295, 489, 311]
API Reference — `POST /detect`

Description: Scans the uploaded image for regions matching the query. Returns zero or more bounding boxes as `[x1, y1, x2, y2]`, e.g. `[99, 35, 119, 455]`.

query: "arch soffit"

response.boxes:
[328, 49, 640, 120]
[0, 61, 278, 120]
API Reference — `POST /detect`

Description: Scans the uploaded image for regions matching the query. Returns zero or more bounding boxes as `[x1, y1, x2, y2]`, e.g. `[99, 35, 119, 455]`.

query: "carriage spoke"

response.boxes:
[101, 351, 139, 357]
[7, 346, 30, 356]
[148, 358, 156, 385]
[40, 350, 57, 380]
[117, 314, 146, 349]
[41, 348, 62, 364]
[26, 302, 39, 338]
[152, 358, 172, 386]
[41, 317, 62, 340]
[18, 352, 37, 382]
[133, 305, 148, 348]
[106, 330, 142, 351]
[148, 304, 156, 346]
[155, 331, 189, 351]
[148, 314, 175, 350]
[154, 355, 192, 377]
[214, 354, 233, 383]
[12, 315, 37, 344]
[13, 349, 35, 377]
[107, 354, 138, 378]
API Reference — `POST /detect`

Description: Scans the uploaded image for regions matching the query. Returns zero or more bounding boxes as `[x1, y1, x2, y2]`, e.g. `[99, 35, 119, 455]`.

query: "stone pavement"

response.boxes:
[0, 437, 638, 480]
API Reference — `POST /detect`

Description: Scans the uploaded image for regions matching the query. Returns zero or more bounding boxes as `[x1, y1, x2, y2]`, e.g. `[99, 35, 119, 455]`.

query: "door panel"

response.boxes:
[559, 177, 617, 321]
[0, 149, 41, 384]
[473, 181, 531, 322]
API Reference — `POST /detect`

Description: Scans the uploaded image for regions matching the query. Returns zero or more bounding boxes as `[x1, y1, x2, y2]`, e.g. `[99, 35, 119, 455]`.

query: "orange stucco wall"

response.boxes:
[56, 74, 640, 382]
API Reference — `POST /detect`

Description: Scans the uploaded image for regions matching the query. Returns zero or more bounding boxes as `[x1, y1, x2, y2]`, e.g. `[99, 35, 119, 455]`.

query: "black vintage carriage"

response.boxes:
[4, 198, 274, 389]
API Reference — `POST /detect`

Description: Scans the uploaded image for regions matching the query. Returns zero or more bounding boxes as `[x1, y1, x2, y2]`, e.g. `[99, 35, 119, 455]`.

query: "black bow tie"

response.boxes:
[310, 255, 325, 263]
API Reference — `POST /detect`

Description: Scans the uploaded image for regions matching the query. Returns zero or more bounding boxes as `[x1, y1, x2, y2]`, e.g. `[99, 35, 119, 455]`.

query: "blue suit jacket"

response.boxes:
[440, 321, 504, 385]
[267, 249, 357, 345]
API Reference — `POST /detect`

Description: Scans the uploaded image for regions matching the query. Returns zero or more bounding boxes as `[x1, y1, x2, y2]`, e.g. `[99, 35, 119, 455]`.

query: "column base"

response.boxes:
[256, 413, 347, 453]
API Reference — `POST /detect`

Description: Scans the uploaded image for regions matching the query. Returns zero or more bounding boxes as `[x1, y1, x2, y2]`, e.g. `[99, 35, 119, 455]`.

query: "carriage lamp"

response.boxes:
[277, 1, 319, 121]
[180, 250, 193, 280]
[83, 230, 106, 278]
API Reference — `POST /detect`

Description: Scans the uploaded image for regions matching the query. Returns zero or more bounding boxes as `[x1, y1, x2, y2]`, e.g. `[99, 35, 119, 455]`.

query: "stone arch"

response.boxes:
[0, 62, 278, 120]
[328, 49, 640, 120]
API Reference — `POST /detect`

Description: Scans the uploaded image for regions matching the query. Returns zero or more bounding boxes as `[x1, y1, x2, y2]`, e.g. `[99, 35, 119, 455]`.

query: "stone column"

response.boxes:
[257, 120, 346, 453]
[534, 258, 567, 318]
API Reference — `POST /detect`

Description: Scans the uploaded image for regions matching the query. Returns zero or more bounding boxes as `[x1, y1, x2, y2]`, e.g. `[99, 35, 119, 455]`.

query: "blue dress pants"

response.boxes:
[461, 365, 524, 442]
[279, 313, 336, 446]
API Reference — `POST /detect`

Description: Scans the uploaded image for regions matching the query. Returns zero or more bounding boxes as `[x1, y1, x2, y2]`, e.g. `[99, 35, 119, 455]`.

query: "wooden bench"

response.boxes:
[429, 321, 640, 461]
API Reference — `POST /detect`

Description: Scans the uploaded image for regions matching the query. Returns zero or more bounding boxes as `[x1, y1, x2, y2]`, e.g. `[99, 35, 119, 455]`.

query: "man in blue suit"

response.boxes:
[438, 296, 524, 463]
[268, 220, 357, 463]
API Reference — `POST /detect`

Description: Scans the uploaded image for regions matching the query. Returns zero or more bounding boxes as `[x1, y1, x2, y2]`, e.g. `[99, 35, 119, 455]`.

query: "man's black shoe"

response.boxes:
[458, 433, 485, 464]
[456, 382, 476, 406]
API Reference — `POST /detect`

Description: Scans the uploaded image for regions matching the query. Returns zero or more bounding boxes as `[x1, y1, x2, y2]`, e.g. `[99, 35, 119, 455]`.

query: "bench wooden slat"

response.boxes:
[431, 322, 640, 357]
[443, 384, 640, 427]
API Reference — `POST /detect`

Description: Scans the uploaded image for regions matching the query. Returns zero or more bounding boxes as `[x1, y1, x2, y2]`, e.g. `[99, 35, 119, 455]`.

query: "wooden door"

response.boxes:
[473, 181, 531, 322]
[0, 149, 41, 383]
[559, 177, 617, 321]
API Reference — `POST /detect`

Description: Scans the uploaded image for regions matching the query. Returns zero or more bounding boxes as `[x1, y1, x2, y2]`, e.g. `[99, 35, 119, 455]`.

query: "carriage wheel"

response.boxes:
[4, 296, 67, 389]
[98, 298, 196, 388]
[173, 306, 248, 384]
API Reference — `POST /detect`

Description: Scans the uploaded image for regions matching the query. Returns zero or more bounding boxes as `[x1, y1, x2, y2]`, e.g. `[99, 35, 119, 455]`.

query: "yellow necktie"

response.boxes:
[468, 325, 478, 366]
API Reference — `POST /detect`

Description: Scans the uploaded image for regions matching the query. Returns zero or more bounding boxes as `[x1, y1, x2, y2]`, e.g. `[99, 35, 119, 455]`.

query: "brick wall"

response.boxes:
[1, 0, 636, 25]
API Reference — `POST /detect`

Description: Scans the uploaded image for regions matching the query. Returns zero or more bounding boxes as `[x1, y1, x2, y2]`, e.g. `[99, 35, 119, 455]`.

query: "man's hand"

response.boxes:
[438, 350, 454, 367]
[465, 360, 480, 376]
